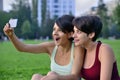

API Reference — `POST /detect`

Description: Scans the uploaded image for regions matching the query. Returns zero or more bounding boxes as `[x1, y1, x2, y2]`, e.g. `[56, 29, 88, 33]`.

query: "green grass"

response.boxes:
[0, 40, 50, 80]
[0, 39, 120, 80]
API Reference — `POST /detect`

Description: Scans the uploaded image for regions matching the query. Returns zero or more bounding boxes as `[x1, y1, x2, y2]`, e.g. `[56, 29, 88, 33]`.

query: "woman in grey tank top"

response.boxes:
[3, 15, 84, 80]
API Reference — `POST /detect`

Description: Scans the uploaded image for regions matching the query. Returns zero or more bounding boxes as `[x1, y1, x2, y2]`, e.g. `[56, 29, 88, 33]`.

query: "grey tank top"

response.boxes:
[50, 43, 74, 75]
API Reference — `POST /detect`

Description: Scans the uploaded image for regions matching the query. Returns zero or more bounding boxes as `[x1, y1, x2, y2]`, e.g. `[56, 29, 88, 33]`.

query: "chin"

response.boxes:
[55, 42, 60, 46]
[74, 43, 80, 46]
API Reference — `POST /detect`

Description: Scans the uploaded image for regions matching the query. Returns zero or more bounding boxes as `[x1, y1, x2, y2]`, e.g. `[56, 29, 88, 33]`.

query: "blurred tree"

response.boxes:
[41, 0, 47, 27]
[21, 20, 31, 39]
[10, 0, 32, 38]
[40, 13, 55, 39]
[97, 0, 109, 38]
[109, 24, 120, 39]
[0, 11, 11, 36]
[40, 0, 55, 39]
[31, 0, 40, 39]
[31, 0, 38, 20]
[113, 1, 120, 32]
[113, 0, 120, 38]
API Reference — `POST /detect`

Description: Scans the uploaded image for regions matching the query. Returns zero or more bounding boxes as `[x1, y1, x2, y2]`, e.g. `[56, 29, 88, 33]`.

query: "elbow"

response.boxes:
[15, 44, 28, 52]
[16, 47, 25, 52]
[15, 46, 27, 52]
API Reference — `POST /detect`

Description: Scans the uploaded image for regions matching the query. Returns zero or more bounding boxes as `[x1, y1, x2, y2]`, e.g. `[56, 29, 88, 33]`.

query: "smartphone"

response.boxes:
[9, 19, 18, 28]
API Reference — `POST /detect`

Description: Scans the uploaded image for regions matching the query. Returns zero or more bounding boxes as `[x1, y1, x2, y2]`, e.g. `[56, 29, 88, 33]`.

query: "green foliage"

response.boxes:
[0, 11, 12, 36]
[10, 0, 32, 38]
[21, 20, 31, 39]
[3, 0, 120, 40]
[97, 0, 109, 38]
[41, 0, 47, 26]
[31, 0, 40, 39]
[31, 0, 38, 20]
[40, 18, 55, 39]
[113, 3, 120, 31]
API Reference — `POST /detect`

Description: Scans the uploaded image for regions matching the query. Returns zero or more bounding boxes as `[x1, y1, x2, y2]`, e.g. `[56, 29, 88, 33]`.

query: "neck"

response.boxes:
[59, 41, 72, 53]
[84, 41, 97, 52]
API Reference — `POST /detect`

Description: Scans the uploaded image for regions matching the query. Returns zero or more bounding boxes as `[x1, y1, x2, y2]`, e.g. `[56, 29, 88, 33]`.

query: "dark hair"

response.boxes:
[55, 15, 74, 41]
[72, 15, 102, 41]
[56, 15, 74, 33]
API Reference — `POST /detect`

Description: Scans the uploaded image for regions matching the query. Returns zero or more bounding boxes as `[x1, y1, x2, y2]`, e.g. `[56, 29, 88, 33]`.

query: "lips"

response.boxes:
[54, 37, 60, 42]
[56, 37, 60, 41]
[74, 39, 79, 43]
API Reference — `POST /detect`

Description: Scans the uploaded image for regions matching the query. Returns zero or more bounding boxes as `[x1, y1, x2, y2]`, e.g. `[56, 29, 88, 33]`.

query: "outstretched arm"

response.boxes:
[3, 23, 54, 54]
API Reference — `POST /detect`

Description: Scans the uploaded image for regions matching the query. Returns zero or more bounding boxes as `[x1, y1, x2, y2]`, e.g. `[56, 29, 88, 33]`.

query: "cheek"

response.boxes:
[59, 32, 66, 37]
[62, 35, 68, 41]
[61, 34, 69, 42]
[78, 35, 88, 43]
[52, 32, 54, 38]
[78, 34, 85, 39]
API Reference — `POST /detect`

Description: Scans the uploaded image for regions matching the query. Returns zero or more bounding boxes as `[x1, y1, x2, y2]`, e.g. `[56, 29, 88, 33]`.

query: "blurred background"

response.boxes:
[0, 0, 120, 79]
[0, 0, 120, 40]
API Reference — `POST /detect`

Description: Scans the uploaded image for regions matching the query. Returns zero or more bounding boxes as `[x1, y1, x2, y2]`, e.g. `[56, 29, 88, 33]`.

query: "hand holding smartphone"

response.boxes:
[9, 18, 18, 28]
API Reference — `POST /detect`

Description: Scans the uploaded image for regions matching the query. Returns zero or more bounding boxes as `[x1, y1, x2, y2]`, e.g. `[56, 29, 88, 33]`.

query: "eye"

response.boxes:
[58, 29, 62, 32]
[77, 30, 82, 34]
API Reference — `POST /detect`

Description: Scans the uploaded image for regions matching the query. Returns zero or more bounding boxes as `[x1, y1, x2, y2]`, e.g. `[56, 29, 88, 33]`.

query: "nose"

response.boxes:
[52, 30, 58, 35]
[72, 33, 75, 38]
[73, 32, 78, 39]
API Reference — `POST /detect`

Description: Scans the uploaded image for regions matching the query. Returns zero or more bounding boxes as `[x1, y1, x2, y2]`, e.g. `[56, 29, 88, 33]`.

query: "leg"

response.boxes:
[31, 73, 43, 80]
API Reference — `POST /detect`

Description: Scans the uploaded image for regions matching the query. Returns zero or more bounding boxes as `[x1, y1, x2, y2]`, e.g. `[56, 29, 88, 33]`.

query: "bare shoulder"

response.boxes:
[47, 41, 56, 50]
[74, 45, 85, 57]
[38, 41, 55, 54]
[41, 41, 55, 47]
[99, 43, 115, 62]
[100, 43, 114, 54]
[38, 41, 55, 47]
[45, 41, 56, 55]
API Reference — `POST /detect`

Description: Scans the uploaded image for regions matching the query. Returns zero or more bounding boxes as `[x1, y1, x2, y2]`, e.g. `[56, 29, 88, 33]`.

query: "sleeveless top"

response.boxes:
[50, 43, 74, 75]
[80, 41, 120, 80]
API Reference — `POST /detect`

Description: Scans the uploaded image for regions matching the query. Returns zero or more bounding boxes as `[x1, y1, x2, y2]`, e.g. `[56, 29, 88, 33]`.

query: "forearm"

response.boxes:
[58, 74, 79, 80]
[8, 33, 27, 52]
[3, 23, 30, 52]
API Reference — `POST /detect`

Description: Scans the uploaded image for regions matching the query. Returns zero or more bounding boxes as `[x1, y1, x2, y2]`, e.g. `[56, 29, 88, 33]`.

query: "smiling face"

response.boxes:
[73, 26, 89, 47]
[52, 23, 70, 46]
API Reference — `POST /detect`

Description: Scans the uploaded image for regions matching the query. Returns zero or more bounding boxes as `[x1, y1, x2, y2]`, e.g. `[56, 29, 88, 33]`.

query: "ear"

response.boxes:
[88, 32, 95, 39]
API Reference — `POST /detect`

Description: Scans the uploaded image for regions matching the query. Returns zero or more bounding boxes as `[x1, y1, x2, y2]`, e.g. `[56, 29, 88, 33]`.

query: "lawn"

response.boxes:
[0, 39, 120, 80]
[0, 40, 50, 80]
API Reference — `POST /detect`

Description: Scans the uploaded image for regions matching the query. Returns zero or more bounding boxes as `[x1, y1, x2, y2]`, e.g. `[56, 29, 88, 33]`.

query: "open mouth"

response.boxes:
[55, 37, 60, 41]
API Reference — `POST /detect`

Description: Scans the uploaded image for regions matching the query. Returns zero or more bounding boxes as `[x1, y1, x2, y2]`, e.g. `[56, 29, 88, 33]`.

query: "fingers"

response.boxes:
[5, 23, 10, 28]
[41, 76, 51, 80]
[3, 23, 14, 36]
[3, 23, 10, 31]
[47, 71, 57, 76]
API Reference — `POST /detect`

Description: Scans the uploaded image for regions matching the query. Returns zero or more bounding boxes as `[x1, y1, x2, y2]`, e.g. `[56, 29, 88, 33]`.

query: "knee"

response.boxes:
[31, 74, 42, 80]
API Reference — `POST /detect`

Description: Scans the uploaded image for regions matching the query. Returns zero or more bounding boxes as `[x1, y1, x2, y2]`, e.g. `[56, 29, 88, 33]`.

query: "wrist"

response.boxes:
[8, 32, 14, 38]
